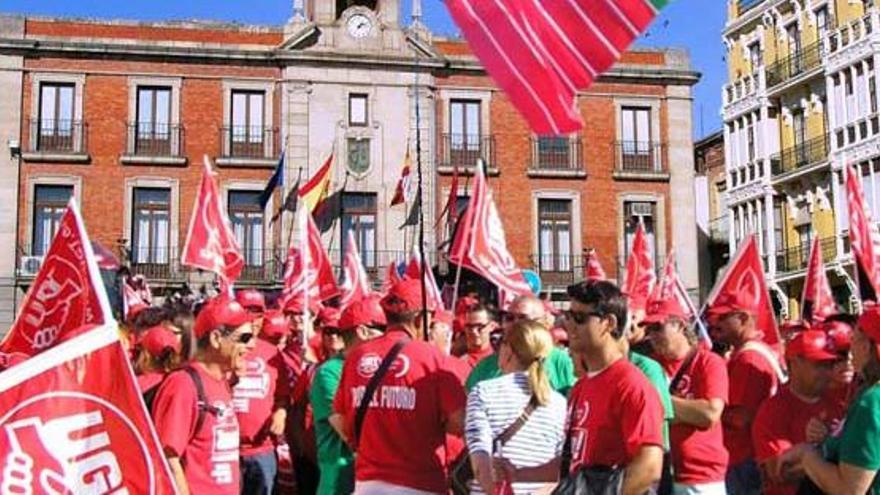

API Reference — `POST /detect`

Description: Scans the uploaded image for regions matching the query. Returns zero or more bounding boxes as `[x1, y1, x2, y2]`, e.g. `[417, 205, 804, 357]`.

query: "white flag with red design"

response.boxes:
[801, 237, 839, 324]
[706, 235, 781, 348]
[846, 165, 880, 302]
[652, 250, 711, 347]
[449, 160, 532, 300]
[0, 199, 112, 358]
[181, 156, 244, 290]
[0, 323, 176, 494]
[280, 206, 339, 306]
[405, 249, 446, 311]
[622, 222, 656, 313]
[338, 230, 371, 308]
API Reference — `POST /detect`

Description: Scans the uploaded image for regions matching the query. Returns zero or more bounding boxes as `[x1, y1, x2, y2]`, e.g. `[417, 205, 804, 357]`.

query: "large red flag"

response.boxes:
[280, 207, 339, 306]
[706, 235, 781, 348]
[405, 249, 446, 311]
[445, 0, 665, 134]
[584, 249, 607, 281]
[622, 222, 656, 313]
[801, 237, 839, 324]
[0, 199, 112, 358]
[449, 160, 532, 299]
[181, 156, 244, 289]
[0, 324, 176, 494]
[846, 165, 880, 302]
[651, 250, 712, 347]
[339, 230, 371, 308]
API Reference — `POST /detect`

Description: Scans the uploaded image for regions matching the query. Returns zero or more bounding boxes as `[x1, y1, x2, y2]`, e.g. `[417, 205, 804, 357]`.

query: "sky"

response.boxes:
[3, 0, 727, 139]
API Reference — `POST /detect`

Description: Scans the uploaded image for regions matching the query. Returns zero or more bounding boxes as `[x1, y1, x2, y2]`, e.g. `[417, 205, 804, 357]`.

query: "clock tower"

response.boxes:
[287, 0, 408, 53]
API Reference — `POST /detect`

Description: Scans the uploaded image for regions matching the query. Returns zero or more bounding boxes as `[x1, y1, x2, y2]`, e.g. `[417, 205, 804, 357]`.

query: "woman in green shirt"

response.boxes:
[782, 306, 880, 494]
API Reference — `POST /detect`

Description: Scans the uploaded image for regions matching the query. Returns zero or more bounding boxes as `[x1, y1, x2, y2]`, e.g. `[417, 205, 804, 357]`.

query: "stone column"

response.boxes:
[666, 82, 699, 293]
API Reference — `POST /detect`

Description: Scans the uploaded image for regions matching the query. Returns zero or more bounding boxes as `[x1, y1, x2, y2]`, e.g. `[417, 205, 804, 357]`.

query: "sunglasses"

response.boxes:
[227, 332, 255, 344]
[563, 310, 603, 325]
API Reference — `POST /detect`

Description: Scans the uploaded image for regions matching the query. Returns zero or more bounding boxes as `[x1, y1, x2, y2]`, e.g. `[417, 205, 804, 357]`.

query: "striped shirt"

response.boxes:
[465, 372, 567, 494]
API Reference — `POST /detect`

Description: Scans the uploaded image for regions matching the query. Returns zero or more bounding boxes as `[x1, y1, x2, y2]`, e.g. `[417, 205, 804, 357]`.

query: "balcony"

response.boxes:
[121, 123, 186, 166]
[770, 134, 830, 179]
[527, 137, 585, 178]
[723, 71, 765, 120]
[766, 40, 824, 90]
[129, 246, 184, 281]
[22, 119, 89, 163]
[238, 248, 286, 284]
[834, 113, 880, 151]
[826, 10, 878, 72]
[613, 141, 668, 181]
[217, 126, 280, 168]
[528, 254, 586, 288]
[437, 133, 497, 174]
[775, 237, 837, 274]
[327, 249, 440, 280]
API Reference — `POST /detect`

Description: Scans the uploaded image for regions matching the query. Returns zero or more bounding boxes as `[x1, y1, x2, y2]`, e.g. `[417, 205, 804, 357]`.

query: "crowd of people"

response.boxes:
[121, 277, 880, 495]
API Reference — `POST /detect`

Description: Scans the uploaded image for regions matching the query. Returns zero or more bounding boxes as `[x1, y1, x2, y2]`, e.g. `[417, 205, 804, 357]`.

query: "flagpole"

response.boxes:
[413, 34, 429, 338]
[450, 160, 482, 314]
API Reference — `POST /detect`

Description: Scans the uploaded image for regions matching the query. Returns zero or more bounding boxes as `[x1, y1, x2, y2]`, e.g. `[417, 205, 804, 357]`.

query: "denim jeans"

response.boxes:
[241, 450, 278, 495]
[725, 459, 762, 495]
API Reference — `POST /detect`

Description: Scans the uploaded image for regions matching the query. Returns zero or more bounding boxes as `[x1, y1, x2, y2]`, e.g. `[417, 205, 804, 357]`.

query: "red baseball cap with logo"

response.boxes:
[785, 330, 839, 362]
[193, 297, 253, 339]
[641, 297, 690, 326]
[261, 310, 290, 340]
[706, 291, 757, 323]
[339, 295, 387, 332]
[317, 306, 342, 330]
[139, 325, 181, 357]
[236, 289, 266, 313]
[817, 320, 853, 353]
[381, 278, 436, 313]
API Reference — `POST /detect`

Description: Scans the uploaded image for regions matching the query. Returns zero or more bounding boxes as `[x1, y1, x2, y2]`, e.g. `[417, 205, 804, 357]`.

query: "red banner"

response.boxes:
[280, 207, 339, 305]
[0, 324, 176, 494]
[405, 250, 446, 311]
[0, 200, 111, 358]
[339, 230, 371, 309]
[801, 237, 838, 324]
[622, 222, 656, 313]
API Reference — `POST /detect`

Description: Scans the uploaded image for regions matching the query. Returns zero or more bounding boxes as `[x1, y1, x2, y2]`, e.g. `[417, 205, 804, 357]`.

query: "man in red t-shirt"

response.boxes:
[501, 281, 664, 494]
[752, 330, 846, 495]
[643, 297, 729, 493]
[707, 297, 785, 495]
[331, 278, 466, 494]
[151, 296, 256, 495]
[461, 303, 498, 369]
[233, 309, 291, 494]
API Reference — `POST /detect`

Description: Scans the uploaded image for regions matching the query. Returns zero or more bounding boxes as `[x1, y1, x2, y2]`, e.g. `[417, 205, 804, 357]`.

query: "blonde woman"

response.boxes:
[465, 319, 567, 494]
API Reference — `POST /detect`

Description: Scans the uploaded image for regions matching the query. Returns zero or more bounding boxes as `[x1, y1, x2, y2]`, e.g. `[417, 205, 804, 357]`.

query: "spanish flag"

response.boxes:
[299, 153, 333, 213]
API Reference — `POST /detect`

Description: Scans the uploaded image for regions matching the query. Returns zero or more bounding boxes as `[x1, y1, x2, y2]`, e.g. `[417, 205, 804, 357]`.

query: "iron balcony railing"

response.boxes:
[220, 126, 278, 160]
[529, 137, 583, 172]
[528, 254, 588, 288]
[770, 133, 829, 177]
[775, 237, 837, 273]
[615, 141, 667, 173]
[127, 123, 184, 157]
[437, 133, 495, 170]
[129, 245, 184, 281]
[766, 40, 824, 88]
[28, 119, 87, 154]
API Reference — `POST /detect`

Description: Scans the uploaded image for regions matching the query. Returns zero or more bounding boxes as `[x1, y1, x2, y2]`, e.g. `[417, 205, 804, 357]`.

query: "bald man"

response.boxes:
[464, 295, 576, 396]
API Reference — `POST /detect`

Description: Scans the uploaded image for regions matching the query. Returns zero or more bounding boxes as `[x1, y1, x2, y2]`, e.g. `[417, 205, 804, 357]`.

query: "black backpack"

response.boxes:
[144, 366, 217, 436]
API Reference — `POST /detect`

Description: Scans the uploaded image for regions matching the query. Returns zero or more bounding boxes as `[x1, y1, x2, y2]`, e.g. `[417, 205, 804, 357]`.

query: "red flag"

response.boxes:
[651, 250, 712, 347]
[584, 249, 607, 281]
[382, 260, 403, 294]
[299, 153, 334, 214]
[846, 165, 880, 302]
[706, 235, 781, 348]
[449, 160, 532, 299]
[0, 199, 112, 358]
[801, 237, 839, 324]
[445, 0, 663, 134]
[390, 149, 413, 207]
[181, 156, 244, 289]
[0, 323, 176, 493]
[622, 222, 656, 313]
[280, 207, 339, 306]
[405, 250, 446, 311]
[339, 230, 371, 308]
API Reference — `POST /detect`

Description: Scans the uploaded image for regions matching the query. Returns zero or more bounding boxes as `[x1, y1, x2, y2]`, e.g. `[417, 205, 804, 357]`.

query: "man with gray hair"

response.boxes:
[465, 295, 576, 396]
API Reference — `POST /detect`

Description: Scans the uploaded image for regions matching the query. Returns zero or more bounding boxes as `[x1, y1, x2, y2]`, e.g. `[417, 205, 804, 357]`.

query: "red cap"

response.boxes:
[193, 297, 253, 339]
[780, 320, 811, 338]
[317, 306, 341, 330]
[707, 291, 757, 320]
[817, 320, 852, 353]
[432, 310, 454, 326]
[339, 296, 387, 332]
[261, 310, 289, 340]
[785, 330, 839, 362]
[283, 296, 324, 316]
[381, 278, 436, 313]
[139, 325, 181, 358]
[551, 326, 569, 345]
[236, 289, 266, 312]
[641, 297, 690, 326]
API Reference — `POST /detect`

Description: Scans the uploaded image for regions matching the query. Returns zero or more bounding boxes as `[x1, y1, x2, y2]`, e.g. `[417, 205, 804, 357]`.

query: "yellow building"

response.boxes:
[722, 0, 875, 319]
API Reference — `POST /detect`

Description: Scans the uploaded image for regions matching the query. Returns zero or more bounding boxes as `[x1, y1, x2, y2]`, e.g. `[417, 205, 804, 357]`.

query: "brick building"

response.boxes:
[0, 1, 701, 322]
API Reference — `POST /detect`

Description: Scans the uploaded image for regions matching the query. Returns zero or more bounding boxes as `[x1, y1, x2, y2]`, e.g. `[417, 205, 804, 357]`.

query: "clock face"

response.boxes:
[346, 14, 372, 38]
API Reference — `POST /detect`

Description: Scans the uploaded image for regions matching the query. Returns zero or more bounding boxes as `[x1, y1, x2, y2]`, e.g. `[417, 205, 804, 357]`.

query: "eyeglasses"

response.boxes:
[227, 332, 254, 345]
[563, 310, 603, 325]
[464, 321, 491, 332]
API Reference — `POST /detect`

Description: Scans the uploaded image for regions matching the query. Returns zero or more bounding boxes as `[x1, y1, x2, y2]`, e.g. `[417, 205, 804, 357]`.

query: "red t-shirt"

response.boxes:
[726, 344, 781, 465]
[752, 385, 848, 495]
[661, 349, 730, 484]
[567, 358, 664, 470]
[462, 346, 494, 369]
[151, 362, 240, 495]
[233, 338, 291, 456]
[138, 371, 164, 394]
[334, 329, 467, 493]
